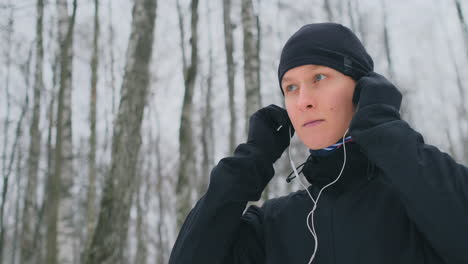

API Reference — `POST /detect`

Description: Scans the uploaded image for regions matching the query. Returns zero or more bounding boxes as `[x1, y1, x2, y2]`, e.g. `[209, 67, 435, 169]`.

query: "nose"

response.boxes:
[297, 85, 316, 111]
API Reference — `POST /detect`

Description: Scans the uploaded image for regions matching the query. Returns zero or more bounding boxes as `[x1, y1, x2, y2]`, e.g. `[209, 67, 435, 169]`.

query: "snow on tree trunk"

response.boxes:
[0, 6, 14, 262]
[200, 0, 215, 195]
[20, 0, 44, 263]
[453, 0, 468, 58]
[84, 0, 158, 263]
[223, 0, 237, 153]
[154, 120, 168, 264]
[323, 0, 334, 21]
[242, 0, 261, 132]
[45, 0, 77, 263]
[86, 0, 100, 251]
[176, 0, 199, 228]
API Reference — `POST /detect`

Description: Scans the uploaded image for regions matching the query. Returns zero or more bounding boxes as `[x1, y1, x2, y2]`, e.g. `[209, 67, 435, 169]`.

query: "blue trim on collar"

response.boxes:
[309, 136, 353, 157]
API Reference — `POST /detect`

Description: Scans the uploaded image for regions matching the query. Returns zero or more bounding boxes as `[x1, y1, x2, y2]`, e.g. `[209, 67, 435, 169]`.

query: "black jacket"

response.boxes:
[169, 104, 468, 264]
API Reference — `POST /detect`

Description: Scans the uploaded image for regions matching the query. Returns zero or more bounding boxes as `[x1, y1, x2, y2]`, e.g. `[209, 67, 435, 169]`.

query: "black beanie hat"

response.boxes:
[278, 23, 374, 94]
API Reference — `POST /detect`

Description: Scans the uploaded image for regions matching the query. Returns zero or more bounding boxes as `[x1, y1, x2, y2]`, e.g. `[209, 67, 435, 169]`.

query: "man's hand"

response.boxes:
[350, 71, 403, 139]
[353, 71, 402, 111]
[247, 104, 294, 164]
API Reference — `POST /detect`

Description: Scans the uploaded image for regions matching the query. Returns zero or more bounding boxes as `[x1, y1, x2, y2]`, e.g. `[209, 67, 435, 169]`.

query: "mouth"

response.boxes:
[303, 119, 324, 127]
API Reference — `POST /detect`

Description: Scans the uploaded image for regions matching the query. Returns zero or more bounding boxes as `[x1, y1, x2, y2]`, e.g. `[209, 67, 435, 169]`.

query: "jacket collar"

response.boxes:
[302, 142, 375, 194]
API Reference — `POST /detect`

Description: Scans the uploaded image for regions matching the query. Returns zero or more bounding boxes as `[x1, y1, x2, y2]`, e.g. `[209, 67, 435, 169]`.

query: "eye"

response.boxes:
[314, 73, 327, 83]
[285, 84, 298, 93]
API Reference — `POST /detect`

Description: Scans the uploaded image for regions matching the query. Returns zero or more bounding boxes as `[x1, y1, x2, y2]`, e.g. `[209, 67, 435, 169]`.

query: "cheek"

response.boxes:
[286, 109, 299, 128]
[286, 110, 304, 134]
[328, 98, 339, 112]
[327, 97, 351, 122]
[285, 100, 297, 119]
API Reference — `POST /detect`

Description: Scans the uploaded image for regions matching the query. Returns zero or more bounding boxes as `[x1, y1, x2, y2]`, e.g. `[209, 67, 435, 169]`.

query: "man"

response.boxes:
[169, 23, 468, 264]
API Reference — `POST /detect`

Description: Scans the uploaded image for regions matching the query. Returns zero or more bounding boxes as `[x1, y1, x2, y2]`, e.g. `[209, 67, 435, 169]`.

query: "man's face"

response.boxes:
[282, 64, 356, 150]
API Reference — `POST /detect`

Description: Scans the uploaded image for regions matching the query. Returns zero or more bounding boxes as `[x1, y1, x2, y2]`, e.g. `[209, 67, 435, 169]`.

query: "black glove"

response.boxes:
[247, 104, 294, 164]
[352, 71, 402, 111]
[350, 72, 403, 138]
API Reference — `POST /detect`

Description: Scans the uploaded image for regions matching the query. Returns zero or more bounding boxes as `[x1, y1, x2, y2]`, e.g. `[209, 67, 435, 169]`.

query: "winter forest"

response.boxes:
[0, 0, 467, 263]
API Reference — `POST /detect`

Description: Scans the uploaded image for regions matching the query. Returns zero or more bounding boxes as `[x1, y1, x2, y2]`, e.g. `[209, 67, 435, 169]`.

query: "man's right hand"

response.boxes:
[247, 104, 294, 164]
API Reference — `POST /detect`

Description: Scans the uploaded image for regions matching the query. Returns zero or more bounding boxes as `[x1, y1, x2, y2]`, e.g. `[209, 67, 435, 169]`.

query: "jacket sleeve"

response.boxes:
[168, 143, 271, 264]
[350, 104, 468, 264]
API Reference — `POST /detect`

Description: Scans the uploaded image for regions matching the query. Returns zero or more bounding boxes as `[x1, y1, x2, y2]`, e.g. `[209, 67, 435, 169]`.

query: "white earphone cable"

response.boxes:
[287, 127, 349, 264]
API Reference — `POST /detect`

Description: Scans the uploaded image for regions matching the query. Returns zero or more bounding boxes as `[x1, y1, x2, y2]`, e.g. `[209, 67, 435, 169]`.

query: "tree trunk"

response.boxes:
[45, 0, 77, 263]
[432, 0, 468, 162]
[0, 6, 14, 262]
[323, 0, 334, 21]
[40, 39, 60, 264]
[242, 0, 261, 132]
[0, 53, 31, 264]
[84, 0, 158, 262]
[176, 0, 199, 228]
[133, 158, 148, 264]
[453, 0, 468, 58]
[12, 147, 24, 264]
[242, 0, 264, 199]
[155, 122, 167, 264]
[381, 0, 395, 80]
[347, 0, 357, 32]
[108, 0, 117, 114]
[6, 45, 33, 263]
[200, 0, 215, 194]
[86, 0, 99, 252]
[223, 0, 237, 153]
[380, 0, 412, 121]
[353, 0, 367, 47]
[20, 0, 44, 263]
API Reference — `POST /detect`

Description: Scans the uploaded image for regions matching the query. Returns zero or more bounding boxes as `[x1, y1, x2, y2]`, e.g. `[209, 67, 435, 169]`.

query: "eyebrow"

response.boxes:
[281, 77, 293, 83]
[282, 66, 326, 84]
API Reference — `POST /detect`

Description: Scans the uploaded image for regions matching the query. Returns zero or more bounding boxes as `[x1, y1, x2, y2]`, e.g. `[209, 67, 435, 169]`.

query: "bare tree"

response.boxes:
[453, 0, 468, 58]
[242, 0, 265, 199]
[0, 5, 15, 261]
[347, 0, 357, 32]
[242, 0, 262, 131]
[36, 21, 61, 261]
[0, 49, 32, 263]
[107, 0, 117, 114]
[155, 125, 167, 264]
[12, 142, 24, 264]
[37, 86, 57, 264]
[223, 0, 237, 153]
[323, 0, 334, 21]
[133, 148, 150, 264]
[8, 46, 37, 256]
[437, 0, 468, 163]
[86, 0, 100, 251]
[381, 0, 395, 80]
[176, 0, 200, 228]
[350, 0, 367, 47]
[20, 0, 44, 263]
[84, 0, 158, 262]
[200, 0, 215, 194]
[380, 0, 415, 124]
[45, 0, 77, 263]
